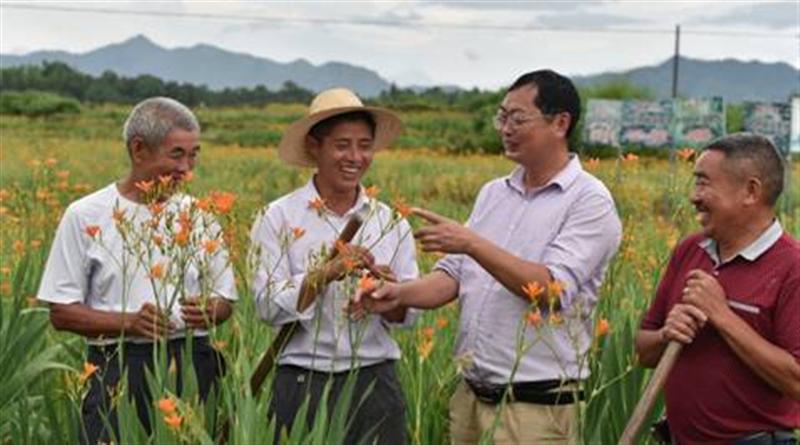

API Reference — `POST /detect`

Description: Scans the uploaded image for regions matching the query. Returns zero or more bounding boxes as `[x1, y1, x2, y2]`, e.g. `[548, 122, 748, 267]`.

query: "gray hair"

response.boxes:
[122, 97, 200, 152]
[704, 132, 785, 206]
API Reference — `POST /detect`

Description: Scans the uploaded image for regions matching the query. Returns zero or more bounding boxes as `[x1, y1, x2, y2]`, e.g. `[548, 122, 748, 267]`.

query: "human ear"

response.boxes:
[129, 136, 149, 164]
[304, 135, 320, 161]
[743, 177, 763, 206]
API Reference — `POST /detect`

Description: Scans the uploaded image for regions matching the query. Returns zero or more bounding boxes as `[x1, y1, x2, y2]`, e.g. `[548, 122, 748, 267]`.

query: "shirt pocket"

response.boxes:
[726, 295, 771, 335]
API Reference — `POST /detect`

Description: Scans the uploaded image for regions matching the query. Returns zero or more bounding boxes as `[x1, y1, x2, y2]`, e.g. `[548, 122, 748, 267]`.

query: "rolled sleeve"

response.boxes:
[203, 217, 238, 302]
[541, 192, 622, 310]
[250, 209, 316, 326]
[37, 206, 88, 305]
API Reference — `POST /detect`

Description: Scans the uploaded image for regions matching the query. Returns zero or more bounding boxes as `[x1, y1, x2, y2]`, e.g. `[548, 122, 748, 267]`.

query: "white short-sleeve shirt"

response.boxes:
[37, 183, 238, 345]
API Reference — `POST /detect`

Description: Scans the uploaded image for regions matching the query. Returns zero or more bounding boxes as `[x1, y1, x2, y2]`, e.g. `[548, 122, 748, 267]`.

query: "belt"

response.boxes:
[465, 378, 584, 405]
[88, 336, 210, 357]
[732, 430, 797, 445]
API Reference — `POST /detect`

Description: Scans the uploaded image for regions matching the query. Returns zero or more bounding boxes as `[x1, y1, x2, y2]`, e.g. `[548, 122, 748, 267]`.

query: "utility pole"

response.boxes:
[667, 24, 681, 212]
[671, 25, 681, 98]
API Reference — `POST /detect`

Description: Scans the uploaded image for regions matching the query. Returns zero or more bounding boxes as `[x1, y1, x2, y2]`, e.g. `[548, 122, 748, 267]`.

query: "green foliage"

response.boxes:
[0, 62, 313, 107]
[0, 90, 81, 117]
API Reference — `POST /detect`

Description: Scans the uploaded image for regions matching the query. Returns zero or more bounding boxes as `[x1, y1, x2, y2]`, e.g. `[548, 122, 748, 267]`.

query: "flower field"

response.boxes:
[1, 104, 798, 444]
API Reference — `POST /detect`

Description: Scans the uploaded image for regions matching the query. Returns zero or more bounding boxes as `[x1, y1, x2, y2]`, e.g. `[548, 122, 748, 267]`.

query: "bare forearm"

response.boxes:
[716, 311, 800, 400]
[381, 306, 408, 323]
[635, 329, 668, 368]
[49, 303, 131, 338]
[398, 271, 458, 309]
[467, 236, 554, 306]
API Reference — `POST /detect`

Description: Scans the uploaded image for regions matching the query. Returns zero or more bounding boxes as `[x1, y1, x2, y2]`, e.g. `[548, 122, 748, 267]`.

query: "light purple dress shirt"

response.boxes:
[436, 155, 622, 385]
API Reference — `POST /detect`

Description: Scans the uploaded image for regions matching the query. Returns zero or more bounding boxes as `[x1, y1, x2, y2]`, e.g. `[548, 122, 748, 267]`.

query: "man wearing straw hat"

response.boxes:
[636, 134, 799, 444]
[250, 87, 418, 444]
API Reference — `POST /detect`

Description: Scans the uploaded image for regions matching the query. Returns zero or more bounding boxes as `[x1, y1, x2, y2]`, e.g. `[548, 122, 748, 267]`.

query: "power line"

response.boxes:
[2, 3, 798, 39]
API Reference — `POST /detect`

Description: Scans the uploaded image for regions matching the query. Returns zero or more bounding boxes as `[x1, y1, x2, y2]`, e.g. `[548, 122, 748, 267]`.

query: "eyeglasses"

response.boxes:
[492, 110, 551, 131]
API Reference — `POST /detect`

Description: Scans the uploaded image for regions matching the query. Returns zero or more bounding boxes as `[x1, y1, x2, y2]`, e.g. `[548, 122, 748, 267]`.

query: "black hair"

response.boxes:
[508, 69, 581, 139]
[704, 132, 785, 206]
[309, 111, 376, 141]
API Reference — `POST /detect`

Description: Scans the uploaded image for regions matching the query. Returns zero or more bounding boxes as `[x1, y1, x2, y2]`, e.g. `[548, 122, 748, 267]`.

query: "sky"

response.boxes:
[1, 1, 798, 90]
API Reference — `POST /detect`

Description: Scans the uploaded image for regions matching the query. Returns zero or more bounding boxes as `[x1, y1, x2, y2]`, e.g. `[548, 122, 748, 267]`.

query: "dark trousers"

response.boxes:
[80, 336, 225, 445]
[270, 361, 407, 445]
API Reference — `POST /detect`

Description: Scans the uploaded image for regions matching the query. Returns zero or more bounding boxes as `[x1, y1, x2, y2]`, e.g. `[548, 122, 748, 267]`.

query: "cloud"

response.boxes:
[422, 1, 601, 11]
[700, 2, 800, 29]
[532, 10, 645, 28]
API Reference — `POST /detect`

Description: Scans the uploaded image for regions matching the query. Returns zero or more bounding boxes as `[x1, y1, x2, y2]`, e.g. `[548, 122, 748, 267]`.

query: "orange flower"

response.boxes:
[365, 185, 380, 198]
[421, 326, 435, 340]
[308, 197, 325, 211]
[181, 171, 194, 183]
[152, 234, 164, 247]
[358, 273, 375, 291]
[158, 174, 172, 188]
[135, 180, 155, 194]
[149, 202, 164, 217]
[44, 157, 57, 167]
[149, 262, 165, 280]
[212, 340, 227, 351]
[210, 191, 236, 215]
[585, 157, 600, 171]
[527, 309, 542, 327]
[622, 153, 639, 163]
[30, 239, 42, 249]
[291, 227, 306, 240]
[178, 211, 192, 230]
[547, 280, 565, 299]
[195, 197, 212, 212]
[393, 198, 411, 218]
[418, 339, 434, 360]
[56, 170, 70, 180]
[80, 361, 99, 384]
[436, 317, 449, 329]
[595, 318, 610, 337]
[157, 397, 177, 415]
[203, 239, 220, 254]
[676, 148, 695, 162]
[12, 240, 24, 255]
[342, 257, 358, 273]
[85, 225, 101, 238]
[163, 414, 183, 430]
[174, 229, 189, 247]
[548, 312, 564, 326]
[521, 281, 545, 303]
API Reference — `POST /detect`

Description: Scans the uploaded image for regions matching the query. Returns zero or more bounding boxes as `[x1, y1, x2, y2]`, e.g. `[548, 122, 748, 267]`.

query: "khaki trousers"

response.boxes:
[449, 380, 580, 445]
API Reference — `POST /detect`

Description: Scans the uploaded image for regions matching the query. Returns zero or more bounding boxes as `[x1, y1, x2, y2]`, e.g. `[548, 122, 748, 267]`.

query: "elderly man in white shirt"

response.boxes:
[37, 97, 237, 445]
[250, 88, 418, 444]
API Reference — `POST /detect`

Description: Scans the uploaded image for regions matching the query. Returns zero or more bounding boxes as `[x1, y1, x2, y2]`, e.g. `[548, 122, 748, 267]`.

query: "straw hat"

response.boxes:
[278, 88, 404, 167]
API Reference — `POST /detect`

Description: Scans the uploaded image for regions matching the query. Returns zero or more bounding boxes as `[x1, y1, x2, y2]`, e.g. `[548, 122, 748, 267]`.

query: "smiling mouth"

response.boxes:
[339, 165, 361, 179]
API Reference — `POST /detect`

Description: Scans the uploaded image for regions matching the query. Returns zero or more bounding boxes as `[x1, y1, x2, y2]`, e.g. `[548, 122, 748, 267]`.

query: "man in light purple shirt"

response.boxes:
[362, 70, 622, 444]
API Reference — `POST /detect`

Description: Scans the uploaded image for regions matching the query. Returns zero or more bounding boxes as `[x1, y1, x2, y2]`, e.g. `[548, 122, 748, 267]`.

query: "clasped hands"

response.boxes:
[126, 296, 227, 339]
[661, 269, 732, 344]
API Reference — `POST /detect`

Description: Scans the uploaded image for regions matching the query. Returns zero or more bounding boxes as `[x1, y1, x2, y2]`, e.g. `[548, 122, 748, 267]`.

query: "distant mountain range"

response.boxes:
[574, 57, 799, 103]
[1, 35, 798, 102]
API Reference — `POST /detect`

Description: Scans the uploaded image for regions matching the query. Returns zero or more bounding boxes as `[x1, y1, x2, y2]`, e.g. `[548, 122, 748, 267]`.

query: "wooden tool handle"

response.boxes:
[618, 341, 683, 445]
[295, 215, 363, 312]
